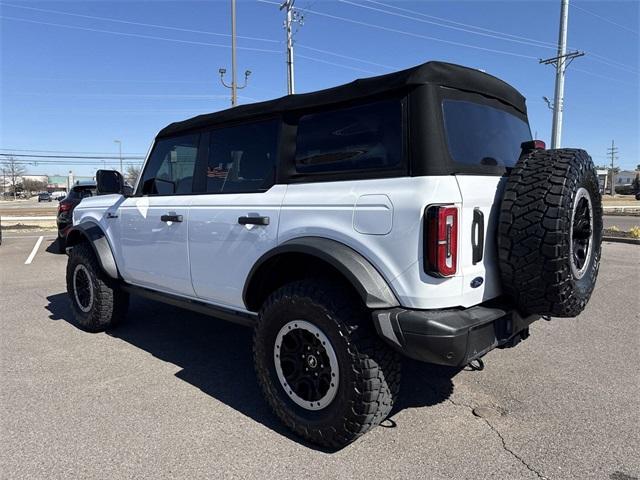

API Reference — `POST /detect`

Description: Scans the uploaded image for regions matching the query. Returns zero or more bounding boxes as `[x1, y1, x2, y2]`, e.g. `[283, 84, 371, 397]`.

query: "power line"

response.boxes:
[0, 16, 281, 53]
[339, 0, 560, 51]
[0, 2, 281, 43]
[572, 3, 639, 35]
[583, 53, 639, 75]
[0, 148, 146, 155]
[0, 153, 145, 159]
[297, 54, 378, 74]
[258, 0, 538, 59]
[1, 16, 385, 77]
[571, 67, 637, 87]
[358, 0, 561, 49]
[297, 44, 396, 70]
[343, 0, 638, 76]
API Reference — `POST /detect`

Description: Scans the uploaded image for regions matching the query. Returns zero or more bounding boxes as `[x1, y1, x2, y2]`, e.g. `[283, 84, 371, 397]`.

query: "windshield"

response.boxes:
[442, 99, 531, 168]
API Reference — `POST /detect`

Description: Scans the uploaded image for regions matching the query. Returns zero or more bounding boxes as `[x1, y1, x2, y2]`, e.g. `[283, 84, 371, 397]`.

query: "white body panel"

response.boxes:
[74, 174, 506, 311]
[117, 195, 195, 296]
[455, 175, 505, 306]
[188, 185, 287, 308]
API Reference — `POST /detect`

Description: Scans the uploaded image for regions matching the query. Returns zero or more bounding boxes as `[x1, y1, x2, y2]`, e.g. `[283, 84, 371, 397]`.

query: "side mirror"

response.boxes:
[96, 170, 124, 195]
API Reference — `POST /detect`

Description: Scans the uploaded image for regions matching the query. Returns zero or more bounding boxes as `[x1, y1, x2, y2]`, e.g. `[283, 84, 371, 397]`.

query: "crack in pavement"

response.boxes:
[436, 387, 549, 480]
[482, 418, 549, 480]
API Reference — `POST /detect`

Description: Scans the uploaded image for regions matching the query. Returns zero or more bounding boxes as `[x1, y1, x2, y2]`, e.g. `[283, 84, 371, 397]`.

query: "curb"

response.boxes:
[1, 216, 57, 221]
[602, 236, 640, 245]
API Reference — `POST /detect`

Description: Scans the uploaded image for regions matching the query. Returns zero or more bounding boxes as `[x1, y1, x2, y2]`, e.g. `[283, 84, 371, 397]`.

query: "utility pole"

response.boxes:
[114, 139, 122, 173]
[280, 0, 303, 94]
[539, 0, 584, 149]
[219, 0, 251, 106]
[607, 140, 619, 196]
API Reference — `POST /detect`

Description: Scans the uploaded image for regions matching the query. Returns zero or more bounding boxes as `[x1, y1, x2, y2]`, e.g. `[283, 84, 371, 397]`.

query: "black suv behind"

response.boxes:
[57, 182, 97, 242]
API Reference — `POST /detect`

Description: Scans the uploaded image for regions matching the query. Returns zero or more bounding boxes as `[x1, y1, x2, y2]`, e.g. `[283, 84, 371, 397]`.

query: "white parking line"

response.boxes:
[24, 236, 44, 265]
[2, 234, 57, 240]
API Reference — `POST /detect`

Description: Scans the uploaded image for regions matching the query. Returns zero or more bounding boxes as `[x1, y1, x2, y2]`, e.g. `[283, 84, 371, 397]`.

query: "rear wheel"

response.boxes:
[498, 148, 603, 317]
[253, 279, 401, 449]
[66, 243, 129, 332]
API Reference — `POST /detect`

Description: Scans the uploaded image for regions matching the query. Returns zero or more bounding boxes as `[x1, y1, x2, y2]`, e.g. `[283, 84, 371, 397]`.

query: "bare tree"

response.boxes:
[125, 165, 141, 186]
[22, 178, 48, 195]
[1, 157, 27, 200]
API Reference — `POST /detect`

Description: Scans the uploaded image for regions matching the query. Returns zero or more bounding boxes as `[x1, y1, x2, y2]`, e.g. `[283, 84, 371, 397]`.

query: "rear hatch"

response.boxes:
[441, 96, 532, 306]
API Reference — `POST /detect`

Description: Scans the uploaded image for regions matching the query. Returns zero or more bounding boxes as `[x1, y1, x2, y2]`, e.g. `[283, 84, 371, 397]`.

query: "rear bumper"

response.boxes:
[372, 299, 539, 366]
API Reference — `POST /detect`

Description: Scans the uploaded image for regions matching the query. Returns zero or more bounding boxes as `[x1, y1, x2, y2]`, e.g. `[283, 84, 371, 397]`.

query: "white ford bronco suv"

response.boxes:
[65, 61, 602, 448]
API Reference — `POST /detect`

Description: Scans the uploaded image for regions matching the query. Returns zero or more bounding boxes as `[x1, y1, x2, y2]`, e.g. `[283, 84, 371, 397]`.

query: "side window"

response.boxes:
[295, 99, 403, 174]
[140, 134, 199, 195]
[206, 119, 278, 194]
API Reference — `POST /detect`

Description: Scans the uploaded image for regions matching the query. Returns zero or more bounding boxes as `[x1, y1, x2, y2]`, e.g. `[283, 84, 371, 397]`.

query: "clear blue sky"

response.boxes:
[1, 0, 638, 177]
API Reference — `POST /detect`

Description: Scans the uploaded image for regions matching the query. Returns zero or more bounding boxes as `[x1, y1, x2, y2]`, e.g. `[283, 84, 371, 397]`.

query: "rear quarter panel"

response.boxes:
[279, 176, 471, 309]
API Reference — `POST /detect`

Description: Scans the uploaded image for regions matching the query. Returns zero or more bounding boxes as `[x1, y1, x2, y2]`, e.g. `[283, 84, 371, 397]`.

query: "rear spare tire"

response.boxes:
[498, 148, 602, 317]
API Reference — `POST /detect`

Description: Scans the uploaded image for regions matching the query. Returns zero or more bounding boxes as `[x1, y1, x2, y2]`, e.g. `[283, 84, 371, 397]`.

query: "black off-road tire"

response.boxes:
[498, 148, 603, 317]
[253, 279, 401, 449]
[66, 242, 129, 332]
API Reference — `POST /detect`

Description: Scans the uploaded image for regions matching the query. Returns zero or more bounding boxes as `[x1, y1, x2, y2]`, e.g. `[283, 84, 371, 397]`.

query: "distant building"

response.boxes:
[27, 174, 96, 193]
[615, 170, 638, 186]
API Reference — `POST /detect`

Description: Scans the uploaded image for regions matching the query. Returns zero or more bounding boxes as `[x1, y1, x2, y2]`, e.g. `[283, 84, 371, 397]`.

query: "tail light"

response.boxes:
[521, 140, 546, 151]
[424, 205, 458, 277]
[58, 202, 72, 213]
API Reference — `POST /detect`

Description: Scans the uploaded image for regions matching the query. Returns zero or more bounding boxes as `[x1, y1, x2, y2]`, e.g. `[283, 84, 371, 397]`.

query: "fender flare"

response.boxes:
[65, 222, 120, 280]
[243, 236, 399, 311]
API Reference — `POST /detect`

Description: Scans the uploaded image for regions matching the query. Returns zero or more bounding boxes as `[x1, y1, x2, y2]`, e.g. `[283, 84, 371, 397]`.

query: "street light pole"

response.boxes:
[231, 0, 238, 105]
[219, 0, 251, 106]
[114, 140, 122, 173]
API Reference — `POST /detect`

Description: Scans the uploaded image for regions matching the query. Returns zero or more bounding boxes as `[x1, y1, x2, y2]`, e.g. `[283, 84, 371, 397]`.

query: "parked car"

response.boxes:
[614, 184, 635, 195]
[56, 182, 97, 244]
[63, 61, 603, 449]
[51, 191, 67, 201]
[37, 192, 52, 202]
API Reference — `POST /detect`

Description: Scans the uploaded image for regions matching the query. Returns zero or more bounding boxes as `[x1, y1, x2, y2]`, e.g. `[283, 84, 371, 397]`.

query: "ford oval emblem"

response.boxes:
[471, 277, 484, 289]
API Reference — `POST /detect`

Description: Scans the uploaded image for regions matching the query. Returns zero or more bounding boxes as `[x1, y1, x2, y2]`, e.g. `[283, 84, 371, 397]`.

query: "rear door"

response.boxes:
[441, 97, 532, 306]
[118, 133, 200, 297]
[189, 119, 284, 310]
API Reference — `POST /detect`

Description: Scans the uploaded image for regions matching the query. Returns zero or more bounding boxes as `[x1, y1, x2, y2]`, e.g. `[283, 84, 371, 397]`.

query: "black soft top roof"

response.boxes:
[157, 61, 526, 138]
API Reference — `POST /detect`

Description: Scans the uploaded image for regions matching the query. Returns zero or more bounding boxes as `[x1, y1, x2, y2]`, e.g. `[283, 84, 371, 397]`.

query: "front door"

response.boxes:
[118, 133, 200, 297]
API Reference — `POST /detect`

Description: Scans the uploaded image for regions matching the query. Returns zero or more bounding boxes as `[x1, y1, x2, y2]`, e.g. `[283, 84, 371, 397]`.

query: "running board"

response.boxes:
[121, 284, 257, 327]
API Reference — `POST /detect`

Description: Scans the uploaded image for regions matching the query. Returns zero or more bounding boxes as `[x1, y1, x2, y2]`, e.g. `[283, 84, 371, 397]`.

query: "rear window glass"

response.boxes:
[295, 99, 402, 174]
[206, 119, 278, 194]
[442, 100, 531, 168]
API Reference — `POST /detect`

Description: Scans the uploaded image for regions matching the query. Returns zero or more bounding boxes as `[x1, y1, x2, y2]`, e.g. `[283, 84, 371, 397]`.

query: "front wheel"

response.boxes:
[253, 279, 401, 449]
[66, 243, 129, 332]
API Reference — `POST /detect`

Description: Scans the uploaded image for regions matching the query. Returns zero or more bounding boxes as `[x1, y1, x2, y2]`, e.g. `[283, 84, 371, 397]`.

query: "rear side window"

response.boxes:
[206, 119, 278, 194]
[68, 187, 96, 199]
[140, 134, 199, 195]
[294, 99, 402, 174]
[442, 100, 531, 168]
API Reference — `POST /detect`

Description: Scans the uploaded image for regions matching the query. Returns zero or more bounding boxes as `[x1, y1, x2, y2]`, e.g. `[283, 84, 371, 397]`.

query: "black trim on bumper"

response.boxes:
[372, 300, 539, 366]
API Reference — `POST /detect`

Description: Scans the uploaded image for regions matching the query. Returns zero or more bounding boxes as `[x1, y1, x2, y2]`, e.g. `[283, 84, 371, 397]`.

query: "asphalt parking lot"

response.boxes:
[1, 233, 638, 480]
